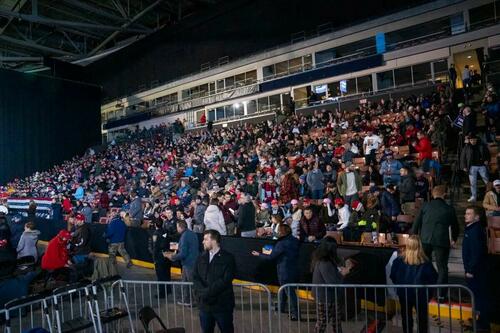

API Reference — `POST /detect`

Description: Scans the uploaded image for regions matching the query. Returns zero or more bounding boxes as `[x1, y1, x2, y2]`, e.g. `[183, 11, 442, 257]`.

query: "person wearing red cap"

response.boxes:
[243, 176, 259, 198]
[41, 230, 71, 271]
[270, 199, 285, 219]
[334, 198, 350, 231]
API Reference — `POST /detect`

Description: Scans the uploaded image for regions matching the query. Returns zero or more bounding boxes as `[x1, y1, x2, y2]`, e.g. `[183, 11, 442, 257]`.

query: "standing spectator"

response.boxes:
[460, 135, 490, 203]
[363, 129, 383, 166]
[280, 169, 299, 204]
[51, 197, 63, 221]
[390, 235, 438, 333]
[411, 186, 459, 297]
[412, 132, 433, 171]
[151, 217, 174, 298]
[299, 207, 326, 242]
[414, 169, 429, 201]
[462, 65, 471, 89]
[193, 230, 236, 333]
[164, 220, 200, 306]
[379, 151, 403, 186]
[252, 224, 300, 321]
[80, 201, 93, 224]
[290, 199, 302, 238]
[312, 237, 351, 333]
[105, 213, 132, 269]
[462, 206, 489, 330]
[204, 198, 226, 235]
[71, 214, 91, 264]
[380, 184, 401, 233]
[237, 194, 256, 238]
[337, 161, 362, 206]
[483, 179, 500, 216]
[462, 107, 476, 137]
[449, 64, 457, 91]
[0, 208, 12, 253]
[399, 168, 416, 213]
[221, 192, 238, 236]
[27, 200, 37, 223]
[98, 188, 110, 218]
[306, 163, 325, 201]
[16, 222, 39, 261]
[193, 196, 208, 232]
[128, 190, 143, 227]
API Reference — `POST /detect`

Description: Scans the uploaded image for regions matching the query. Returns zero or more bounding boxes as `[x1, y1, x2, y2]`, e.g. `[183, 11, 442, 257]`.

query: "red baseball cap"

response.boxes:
[334, 198, 344, 206]
[75, 213, 85, 222]
[271, 199, 279, 205]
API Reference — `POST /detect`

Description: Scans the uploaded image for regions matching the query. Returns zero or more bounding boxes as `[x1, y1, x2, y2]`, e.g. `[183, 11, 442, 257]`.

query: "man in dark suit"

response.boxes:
[412, 185, 459, 298]
[193, 229, 236, 333]
[462, 206, 489, 330]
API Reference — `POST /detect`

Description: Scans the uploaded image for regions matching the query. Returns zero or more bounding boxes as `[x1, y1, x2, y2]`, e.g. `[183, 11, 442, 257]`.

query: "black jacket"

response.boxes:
[460, 143, 490, 171]
[193, 249, 236, 313]
[72, 223, 91, 255]
[237, 202, 256, 232]
[462, 222, 487, 276]
[412, 198, 459, 248]
[398, 175, 416, 203]
[258, 234, 300, 284]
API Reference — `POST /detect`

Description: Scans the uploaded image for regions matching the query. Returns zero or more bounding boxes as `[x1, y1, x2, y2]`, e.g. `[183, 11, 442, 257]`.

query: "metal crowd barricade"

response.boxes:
[110, 280, 272, 333]
[277, 284, 476, 333]
[3, 293, 53, 333]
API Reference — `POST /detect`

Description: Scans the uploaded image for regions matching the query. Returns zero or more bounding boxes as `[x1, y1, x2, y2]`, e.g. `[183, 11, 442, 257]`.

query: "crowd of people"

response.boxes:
[0, 80, 499, 332]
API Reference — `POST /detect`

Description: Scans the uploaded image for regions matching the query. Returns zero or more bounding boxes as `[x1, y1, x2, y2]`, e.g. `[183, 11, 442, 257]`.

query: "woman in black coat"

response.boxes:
[390, 235, 438, 333]
[252, 224, 300, 321]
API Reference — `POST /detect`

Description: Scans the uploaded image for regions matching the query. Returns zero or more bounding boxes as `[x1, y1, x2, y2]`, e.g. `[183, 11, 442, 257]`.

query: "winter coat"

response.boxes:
[258, 234, 300, 284]
[72, 223, 92, 255]
[337, 170, 362, 198]
[306, 169, 325, 191]
[398, 175, 416, 203]
[412, 198, 459, 248]
[171, 229, 200, 269]
[462, 222, 487, 276]
[299, 215, 326, 241]
[129, 197, 143, 224]
[105, 216, 127, 244]
[237, 202, 256, 232]
[203, 205, 226, 235]
[193, 204, 207, 225]
[16, 229, 40, 260]
[41, 237, 69, 271]
[312, 260, 343, 303]
[380, 191, 401, 218]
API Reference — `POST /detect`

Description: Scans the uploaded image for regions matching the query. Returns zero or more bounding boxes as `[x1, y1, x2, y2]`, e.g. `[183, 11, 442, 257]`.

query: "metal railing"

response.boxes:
[277, 284, 476, 333]
[110, 280, 273, 333]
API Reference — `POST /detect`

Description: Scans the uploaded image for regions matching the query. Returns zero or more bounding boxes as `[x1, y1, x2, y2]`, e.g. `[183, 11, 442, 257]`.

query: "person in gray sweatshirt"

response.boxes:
[306, 162, 325, 200]
[16, 222, 40, 261]
[192, 196, 207, 233]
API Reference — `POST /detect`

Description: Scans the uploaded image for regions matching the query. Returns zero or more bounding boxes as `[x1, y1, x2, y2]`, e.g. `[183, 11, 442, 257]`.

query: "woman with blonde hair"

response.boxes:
[390, 235, 437, 333]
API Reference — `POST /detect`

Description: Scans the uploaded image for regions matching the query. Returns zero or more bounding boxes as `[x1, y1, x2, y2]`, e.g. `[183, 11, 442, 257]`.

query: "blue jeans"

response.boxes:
[279, 284, 298, 317]
[468, 166, 488, 199]
[199, 310, 234, 333]
[73, 254, 88, 264]
[310, 189, 324, 200]
[383, 175, 400, 187]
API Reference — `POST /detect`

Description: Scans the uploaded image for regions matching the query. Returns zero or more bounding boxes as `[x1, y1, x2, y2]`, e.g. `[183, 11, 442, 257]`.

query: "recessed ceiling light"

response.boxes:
[467, 55, 472, 59]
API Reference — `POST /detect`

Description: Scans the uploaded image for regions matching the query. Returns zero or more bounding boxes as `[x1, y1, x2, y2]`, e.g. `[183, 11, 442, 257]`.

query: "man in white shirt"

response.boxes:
[334, 198, 351, 230]
[363, 129, 382, 166]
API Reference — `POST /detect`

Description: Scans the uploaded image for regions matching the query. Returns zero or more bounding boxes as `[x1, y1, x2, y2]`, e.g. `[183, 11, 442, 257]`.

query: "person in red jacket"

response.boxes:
[412, 131, 433, 171]
[41, 230, 71, 271]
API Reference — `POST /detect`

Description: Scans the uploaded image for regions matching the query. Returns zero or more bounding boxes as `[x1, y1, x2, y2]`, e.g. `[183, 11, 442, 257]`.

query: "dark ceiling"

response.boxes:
[0, 0, 219, 71]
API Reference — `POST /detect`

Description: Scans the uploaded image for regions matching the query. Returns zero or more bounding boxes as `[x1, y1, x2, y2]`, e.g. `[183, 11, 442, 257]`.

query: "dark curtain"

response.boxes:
[0, 68, 101, 184]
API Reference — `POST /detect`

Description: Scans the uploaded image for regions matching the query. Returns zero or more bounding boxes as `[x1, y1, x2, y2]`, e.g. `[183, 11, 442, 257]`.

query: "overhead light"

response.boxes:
[222, 123, 228, 128]
[233, 103, 241, 108]
[470, 65, 474, 68]
[467, 55, 472, 59]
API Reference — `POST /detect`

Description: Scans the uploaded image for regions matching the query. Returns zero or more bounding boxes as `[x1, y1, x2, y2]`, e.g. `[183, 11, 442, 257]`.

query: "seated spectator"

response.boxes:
[299, 207, 326, 242]
[319, 198, 336, 225]
[41, 230, 72, 271]
[412, 131, 433, 171]
[256, 202, 271, 228]
[483, 179, 500, 216]
[334, 198, 350, 231]
[270, 199, 286, 219]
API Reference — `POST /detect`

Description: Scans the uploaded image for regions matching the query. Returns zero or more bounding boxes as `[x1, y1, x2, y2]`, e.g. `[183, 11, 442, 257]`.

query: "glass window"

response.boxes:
[225, 76, 235, 90]
[335, 38, 375, 58]
[235, 73, 246, 87]
[246, 100, 257, 114]
[315, 48, 336, 67]
[199, 84, 209, 97]
[269, 95, 281, 111]
[216, 79, 225, 91]
[263, 65, 275, 80]
[181, 89, 190, 100]
[225, 105, 234, 119]
[275, 61, 288, 77]
[356, 75, 372, 93]
[394, 66, 412, 86]
[469, 3, 495, 29]
[328, 81, 340, 97]
[313, 84, 327, 99]
[233, 103, 244, 116]
[289, 57, 302, 74]
[209, 82, 216, 95]
[377, 70, 394, 90]
[433, 59, 449, 82]
[216, 107, 225, 120]
[293, 87, 309, 108]
[208, 109, 216, 122]
[345, 78, 357, 95]
[257, 97, 269, 112]
[412, 62, 431, 83]
[303, 54, 313, 70]
[246, 70, 257, 84]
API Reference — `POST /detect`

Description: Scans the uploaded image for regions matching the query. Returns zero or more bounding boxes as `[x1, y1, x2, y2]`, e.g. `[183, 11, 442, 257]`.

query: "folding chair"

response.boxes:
[139, 306, 185, 333]
[91, 276, 135, 333]
[52, 281, 96, 333]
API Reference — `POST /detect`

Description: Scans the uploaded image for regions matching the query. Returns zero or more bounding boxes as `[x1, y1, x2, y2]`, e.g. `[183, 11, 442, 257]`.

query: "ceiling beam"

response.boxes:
[0, 8, 151, 33]
[0, 56, 42, 61]
[87, 0, 163, 57]
[0, 0, 29, 35]
[0, 35, 77, 56]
